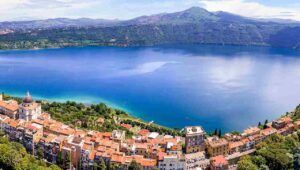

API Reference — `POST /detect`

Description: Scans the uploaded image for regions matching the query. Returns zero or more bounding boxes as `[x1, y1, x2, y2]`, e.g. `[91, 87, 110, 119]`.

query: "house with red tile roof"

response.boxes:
[139, 129, 150, 136]
[0, 100, 19, 119]
[210, 155, 229, 170]
[229, 141, 244, 154]
[261, 128, 277, 140]
[121, 123, 132, 130]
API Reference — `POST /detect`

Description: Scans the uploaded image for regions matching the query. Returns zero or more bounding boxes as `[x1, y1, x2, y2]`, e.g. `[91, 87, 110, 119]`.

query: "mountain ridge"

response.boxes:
[0, 7, 299, 50]
[1, 7, 299, 28]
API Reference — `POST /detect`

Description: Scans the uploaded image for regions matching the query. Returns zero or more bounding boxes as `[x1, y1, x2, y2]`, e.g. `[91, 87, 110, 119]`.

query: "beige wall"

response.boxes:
[207, 144, 229, 157]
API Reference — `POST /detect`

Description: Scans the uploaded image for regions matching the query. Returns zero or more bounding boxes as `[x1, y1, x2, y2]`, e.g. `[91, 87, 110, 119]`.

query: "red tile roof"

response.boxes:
[211, 155, 228, 167]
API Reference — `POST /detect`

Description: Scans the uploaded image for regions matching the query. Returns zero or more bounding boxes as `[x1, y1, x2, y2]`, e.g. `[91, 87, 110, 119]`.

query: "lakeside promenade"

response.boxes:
[0, 92, 299, 170]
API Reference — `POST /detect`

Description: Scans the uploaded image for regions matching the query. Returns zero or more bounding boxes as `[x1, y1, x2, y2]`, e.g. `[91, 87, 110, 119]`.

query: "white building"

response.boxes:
[112, 130, 126, 142]
[185, 152, 210, 170]
[18, 92, 41, 121]
[148, 132, 159, 139]
[158, 155, 185, 170]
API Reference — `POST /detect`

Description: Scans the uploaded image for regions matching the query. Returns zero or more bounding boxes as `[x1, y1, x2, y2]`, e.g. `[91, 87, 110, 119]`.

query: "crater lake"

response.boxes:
[1, 44, 300, 132]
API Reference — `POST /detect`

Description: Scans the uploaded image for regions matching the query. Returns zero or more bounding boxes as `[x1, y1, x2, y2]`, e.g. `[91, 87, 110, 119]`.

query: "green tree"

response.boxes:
[218, 129, 222, 138]
[0, 130, 5, 137]
[214, 129, 217, 136]
[57, 150, 63, 167]
[251, 155, 266, 168]
[37, 146, 44, 160]
[109, 162, 120, 170]
[49, 164, 62, 170]
[294, 148, 300, 170]
[263, 119, 269, 129]
[237, 156, 259, 170]
[0, 136, 61, 170]
[93, 162, 100, 170]
[99, 158, 106, 170]
[63, 152, 71, 170]
[76, 157, 82, 170]
[256, 134, 293, 169]
[128, 161, 142, 170]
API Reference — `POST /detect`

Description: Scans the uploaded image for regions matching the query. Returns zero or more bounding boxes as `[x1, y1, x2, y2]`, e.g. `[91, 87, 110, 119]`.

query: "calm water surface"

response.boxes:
[0, 45, 300, 132]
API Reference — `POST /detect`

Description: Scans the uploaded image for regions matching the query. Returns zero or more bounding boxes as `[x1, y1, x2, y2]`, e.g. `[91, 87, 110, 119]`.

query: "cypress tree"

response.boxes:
[264, 119, 268, 125]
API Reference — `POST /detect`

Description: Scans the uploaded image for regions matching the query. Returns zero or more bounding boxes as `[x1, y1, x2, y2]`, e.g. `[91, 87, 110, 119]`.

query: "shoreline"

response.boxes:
[1, 43, 299, 53]
[2, 91, 300, 169]
[3, 91, 296, 135]
[3, 92, 178, 133]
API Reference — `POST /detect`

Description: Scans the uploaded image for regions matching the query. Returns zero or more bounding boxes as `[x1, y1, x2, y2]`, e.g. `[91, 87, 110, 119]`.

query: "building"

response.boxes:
[19, 92, 42, 121]
[185, 126, 205, 153]
[22, 123, 43, 154]
[261, 128, 277, 140]
[185, 151, 210, 170]
[148, 132, 159, 139]
[0, 99, 19, 119]
[0, 115, 10, 130]
[206, 136, 229, 157]
[241, 127, 260, 137]
[224, 133, 241, 142]
[272, 117, 292, 129]
[66, 136, 85, 169]
[158, 155, 185, 170]
[210, 155, 229, 170]
[112, 130, 126, 142]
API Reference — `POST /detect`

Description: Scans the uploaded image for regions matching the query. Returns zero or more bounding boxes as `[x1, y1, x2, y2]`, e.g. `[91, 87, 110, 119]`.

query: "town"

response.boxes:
[0, 92, 299, 170]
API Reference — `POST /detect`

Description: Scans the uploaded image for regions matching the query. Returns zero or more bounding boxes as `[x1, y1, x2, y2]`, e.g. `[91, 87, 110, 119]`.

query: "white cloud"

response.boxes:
[0, 0, 202, 21]
[0, 0, 105, 21]
[200, 0, 300, 21]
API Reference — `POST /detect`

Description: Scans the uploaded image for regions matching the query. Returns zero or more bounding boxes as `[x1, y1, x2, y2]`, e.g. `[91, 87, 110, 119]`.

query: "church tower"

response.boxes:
[19, 91, 41, 121]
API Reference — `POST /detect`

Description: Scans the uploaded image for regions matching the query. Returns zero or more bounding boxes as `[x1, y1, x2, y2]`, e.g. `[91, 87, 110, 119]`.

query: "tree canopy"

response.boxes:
[0, 136, 60, 170]
[238, 132, 300, 170]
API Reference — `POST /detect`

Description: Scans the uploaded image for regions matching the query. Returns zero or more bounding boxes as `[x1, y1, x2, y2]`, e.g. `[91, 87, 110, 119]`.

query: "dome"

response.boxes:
[23, 91, 33, 103]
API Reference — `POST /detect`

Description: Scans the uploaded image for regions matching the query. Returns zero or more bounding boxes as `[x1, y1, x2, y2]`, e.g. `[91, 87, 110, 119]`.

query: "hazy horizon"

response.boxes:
[1, 6, 300, 23]
[1, 0, 300, 22]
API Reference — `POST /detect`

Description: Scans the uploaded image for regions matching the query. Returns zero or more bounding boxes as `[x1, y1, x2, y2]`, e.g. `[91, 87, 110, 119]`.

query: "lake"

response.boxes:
[0, 44, 300, 132]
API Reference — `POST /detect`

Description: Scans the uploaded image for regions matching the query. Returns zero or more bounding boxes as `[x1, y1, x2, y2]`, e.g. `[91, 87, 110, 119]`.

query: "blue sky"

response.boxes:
[0, 0, 300, 21]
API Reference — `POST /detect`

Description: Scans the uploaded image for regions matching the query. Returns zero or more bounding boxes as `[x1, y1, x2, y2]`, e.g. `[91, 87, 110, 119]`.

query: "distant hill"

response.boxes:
[0, 18, 120, 30]
[0, 7, 299, 50]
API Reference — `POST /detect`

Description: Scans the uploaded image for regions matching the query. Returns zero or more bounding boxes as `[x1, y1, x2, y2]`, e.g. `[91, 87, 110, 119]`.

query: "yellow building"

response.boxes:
[206, 136, 229, 157]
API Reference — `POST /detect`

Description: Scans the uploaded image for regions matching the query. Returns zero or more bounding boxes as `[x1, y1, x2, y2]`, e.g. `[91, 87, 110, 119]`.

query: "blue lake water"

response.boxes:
[0, 45, 300, 132]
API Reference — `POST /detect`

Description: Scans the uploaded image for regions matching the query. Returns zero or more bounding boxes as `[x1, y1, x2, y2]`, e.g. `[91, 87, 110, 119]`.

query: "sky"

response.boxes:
[0, 0, 300, 21]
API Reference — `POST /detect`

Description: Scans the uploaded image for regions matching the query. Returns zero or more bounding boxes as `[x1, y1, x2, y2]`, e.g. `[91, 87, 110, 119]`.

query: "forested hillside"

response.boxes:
[0, 7, 299, 50]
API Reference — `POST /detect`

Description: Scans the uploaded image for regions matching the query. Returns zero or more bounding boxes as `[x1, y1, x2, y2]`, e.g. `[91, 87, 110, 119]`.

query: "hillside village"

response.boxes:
[0, 92, 300, 170]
